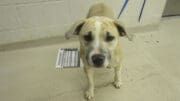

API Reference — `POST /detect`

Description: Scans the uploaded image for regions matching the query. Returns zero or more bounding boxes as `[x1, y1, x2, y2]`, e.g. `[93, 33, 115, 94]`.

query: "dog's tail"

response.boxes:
[87, 3, 114, 18]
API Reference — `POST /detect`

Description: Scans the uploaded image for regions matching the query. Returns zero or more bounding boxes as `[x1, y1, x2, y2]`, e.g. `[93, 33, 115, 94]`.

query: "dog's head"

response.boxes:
[65, 17, 131, 68]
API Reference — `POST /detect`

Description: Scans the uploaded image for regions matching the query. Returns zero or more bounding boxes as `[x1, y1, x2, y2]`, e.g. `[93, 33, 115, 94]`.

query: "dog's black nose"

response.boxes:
[92, 54, 105, 67]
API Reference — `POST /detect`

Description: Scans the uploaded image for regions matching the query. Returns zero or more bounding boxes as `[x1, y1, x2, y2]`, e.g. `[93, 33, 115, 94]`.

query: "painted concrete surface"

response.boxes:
[0, 17, 180, 101]
[0, 0, 166, 45]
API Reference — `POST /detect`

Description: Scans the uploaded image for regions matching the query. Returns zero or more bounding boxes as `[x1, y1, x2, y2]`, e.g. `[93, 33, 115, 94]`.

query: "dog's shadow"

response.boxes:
[95, 81, 113, 89]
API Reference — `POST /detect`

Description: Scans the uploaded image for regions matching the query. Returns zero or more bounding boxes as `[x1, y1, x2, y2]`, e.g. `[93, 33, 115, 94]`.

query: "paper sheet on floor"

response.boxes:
[56, 48, 82, 68]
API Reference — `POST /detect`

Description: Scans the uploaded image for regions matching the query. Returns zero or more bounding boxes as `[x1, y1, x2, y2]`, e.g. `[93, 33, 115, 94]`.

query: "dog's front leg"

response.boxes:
[84, 67, 94, 100]
[113, 66, 122, 88]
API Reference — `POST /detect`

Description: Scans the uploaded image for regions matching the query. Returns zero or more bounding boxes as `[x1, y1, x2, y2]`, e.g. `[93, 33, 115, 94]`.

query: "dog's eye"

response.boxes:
[106, 32, 115, 42]
[84, 31, 93, 42]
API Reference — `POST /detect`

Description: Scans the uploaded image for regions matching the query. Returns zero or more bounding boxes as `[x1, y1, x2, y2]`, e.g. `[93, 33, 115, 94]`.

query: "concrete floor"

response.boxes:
[0, 17, 180, 101]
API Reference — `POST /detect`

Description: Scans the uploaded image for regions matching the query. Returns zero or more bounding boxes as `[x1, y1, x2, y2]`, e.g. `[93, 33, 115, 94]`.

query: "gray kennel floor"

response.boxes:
[0, 17, 180, 101]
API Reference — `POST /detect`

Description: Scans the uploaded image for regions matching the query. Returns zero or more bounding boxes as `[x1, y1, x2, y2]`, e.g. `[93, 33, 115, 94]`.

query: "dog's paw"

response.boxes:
[113, 81, 122, 89]
[85, 90, 94, 100]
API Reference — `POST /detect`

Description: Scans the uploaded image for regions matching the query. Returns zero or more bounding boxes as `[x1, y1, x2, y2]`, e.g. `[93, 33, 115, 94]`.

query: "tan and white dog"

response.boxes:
[65, 3, 131, 100]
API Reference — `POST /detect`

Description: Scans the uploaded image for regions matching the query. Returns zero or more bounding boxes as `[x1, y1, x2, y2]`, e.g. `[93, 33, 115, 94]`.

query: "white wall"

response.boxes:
[0, 0, 166, 45]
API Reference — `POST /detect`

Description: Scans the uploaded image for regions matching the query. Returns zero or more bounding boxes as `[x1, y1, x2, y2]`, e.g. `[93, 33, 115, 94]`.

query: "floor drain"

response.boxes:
[56, 48, 81, 68]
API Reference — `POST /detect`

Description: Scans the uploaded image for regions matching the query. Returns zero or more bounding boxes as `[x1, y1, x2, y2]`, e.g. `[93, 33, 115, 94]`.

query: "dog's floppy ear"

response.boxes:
[65, 19, 85, 39]
[114, 19, 133, 41]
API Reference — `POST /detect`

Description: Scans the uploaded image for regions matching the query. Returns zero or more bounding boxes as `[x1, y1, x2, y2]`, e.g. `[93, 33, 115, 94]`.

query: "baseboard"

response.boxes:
[127, 23, 160, 34]
[0, 24, 159, 51]
[0, 35, 77, 51]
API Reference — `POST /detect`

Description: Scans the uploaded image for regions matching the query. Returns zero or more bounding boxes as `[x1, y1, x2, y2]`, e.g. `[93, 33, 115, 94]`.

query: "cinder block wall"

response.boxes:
[0, 0, 166, 45]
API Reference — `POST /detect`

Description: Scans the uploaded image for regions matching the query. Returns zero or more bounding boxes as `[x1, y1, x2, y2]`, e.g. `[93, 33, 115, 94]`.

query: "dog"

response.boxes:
[65, 3, 131, 100]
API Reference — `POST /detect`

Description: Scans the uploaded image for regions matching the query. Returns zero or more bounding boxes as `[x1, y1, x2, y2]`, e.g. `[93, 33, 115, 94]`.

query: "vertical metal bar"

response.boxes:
[139, 0, 146, 22]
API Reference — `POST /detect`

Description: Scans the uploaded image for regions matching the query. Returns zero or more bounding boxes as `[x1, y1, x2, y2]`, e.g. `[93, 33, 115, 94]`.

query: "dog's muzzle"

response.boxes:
[92, 54, 105, 67]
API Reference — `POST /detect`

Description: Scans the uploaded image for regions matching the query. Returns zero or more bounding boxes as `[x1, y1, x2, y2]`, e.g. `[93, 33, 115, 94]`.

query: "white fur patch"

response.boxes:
[88, 18, 102, 66]
[94, 18, 102, 50]
[87, 17, 110, 67]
